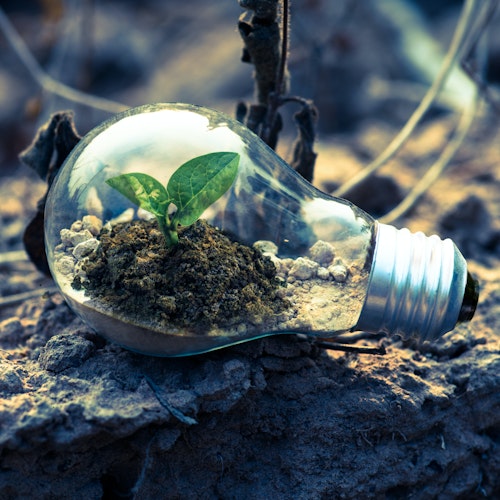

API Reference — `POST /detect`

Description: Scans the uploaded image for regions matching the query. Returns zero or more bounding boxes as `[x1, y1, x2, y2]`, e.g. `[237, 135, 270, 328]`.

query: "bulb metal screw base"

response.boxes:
[356, 223, 479, 342]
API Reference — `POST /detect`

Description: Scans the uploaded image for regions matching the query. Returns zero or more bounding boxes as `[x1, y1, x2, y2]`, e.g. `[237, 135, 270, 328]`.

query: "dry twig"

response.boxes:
[0, 287, 59, 309]
[237, 0, 318, 181]
[332, 0, 479, 199]
[0, 7, 127, 113]
[380, 85, 479, 224]
[379, 0, 492, 223]
[461, 0, 500, 114]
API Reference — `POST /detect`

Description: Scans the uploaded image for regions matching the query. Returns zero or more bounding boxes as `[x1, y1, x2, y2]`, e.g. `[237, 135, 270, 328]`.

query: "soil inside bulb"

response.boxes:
[53, 212, 370, 339]
[72, 219, 290, 334]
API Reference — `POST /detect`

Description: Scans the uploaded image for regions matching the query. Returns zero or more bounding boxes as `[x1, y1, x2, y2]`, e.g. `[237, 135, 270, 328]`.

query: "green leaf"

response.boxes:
[106, 173, 170, 219]
[167, 152, 240, 227]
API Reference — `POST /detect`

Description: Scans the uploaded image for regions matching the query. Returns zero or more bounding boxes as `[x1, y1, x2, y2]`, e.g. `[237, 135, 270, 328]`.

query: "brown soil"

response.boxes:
[75, 219, 289, 332]
[0, 2, 499, 499]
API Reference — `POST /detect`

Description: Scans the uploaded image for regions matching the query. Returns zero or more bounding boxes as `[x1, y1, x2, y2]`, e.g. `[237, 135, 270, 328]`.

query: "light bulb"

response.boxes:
[44, 103, 479, 356]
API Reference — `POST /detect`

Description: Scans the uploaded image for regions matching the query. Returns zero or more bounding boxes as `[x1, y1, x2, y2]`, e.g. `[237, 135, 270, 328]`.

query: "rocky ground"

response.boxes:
[0, 1, 499, 498]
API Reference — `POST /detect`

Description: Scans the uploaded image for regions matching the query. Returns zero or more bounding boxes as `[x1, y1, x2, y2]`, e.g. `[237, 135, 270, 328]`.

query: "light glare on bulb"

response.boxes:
[44, 103, 479, 356]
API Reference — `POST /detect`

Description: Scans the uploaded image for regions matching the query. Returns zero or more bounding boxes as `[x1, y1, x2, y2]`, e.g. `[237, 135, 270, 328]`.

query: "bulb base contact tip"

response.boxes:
[458, 271, 479, 323]
[356, 223, 477, 342]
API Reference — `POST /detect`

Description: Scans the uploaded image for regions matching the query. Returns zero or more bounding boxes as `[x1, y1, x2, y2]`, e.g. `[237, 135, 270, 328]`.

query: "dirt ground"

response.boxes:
[0, 1, 499, 499]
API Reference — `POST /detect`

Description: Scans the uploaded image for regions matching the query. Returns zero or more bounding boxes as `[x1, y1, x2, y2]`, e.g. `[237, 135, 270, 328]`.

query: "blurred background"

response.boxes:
[4, 1, 497, 160]
[1, 0, 500, 253]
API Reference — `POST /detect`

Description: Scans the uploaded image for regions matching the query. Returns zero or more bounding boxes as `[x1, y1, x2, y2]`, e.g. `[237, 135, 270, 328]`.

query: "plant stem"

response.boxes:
[165, 229, 179, 247]
[156, 216, 178, 248]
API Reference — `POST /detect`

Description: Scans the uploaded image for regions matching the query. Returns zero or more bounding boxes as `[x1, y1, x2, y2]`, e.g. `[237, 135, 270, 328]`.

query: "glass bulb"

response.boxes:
[44, 103, 479, 356]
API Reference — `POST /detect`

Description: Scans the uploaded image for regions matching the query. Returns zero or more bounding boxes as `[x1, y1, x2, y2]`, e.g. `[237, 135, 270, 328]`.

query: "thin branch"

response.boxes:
[0, 7, 128, 114]
[276, 0, 289, 97]
[314, 340, 386, 356]
[379, 86, 478, 224]
[380, 0, 491, 224]
[144, 375, 198, 426]
[262, 0, 290, 145]
[462, 61, 500, 115]
[365, 76, 473, 112]
[461, 0, 500, 114]
[0, 287, 59, 308]
[332, 0, 478, 199]
[460, 0, 499, 65]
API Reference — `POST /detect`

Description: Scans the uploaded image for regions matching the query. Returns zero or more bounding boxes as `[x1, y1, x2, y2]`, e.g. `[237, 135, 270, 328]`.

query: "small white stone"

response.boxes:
[57, 255, 76, 275]
[288, 257, 318, 280]
[70, 229, 94, 246]
[82, 215, 103, 236]
[253, 240, 278, 255]
[277, 258, 294, 278]
[72, 238, 99, 259]
[317, 267, 330, 280]
[60, 229, 74, 246]
[70, 220, 83, 232]
[309, 240, 335, 265]
[61, 228, 94, 247]
[329, 264, 349, 282]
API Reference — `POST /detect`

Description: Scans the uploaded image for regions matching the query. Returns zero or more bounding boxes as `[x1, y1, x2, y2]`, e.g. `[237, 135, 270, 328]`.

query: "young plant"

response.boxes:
[106, 151, 240, 247]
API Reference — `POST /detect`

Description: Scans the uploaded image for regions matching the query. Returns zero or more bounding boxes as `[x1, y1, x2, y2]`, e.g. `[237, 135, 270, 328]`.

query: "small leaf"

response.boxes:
[167, 152, 240, 227]
[106, 173, 170, 219]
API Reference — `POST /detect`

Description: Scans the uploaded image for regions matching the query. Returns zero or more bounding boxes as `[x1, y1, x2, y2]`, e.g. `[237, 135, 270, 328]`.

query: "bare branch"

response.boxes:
[238, 0, 282, 108]
[262, 0, 290, 145]
[237, 0, 318, 180]
[314, 340, 386, 356]
[379, 86, 478, 224]
[0, 288, 59, 309]
[461, 0, 500, 114]
[275, 0, 289, 98]
[332, 0, 478, 199]
[288, 100, 318, 182]
[380, 0, 492, 224]
[0, 7, 128, 114]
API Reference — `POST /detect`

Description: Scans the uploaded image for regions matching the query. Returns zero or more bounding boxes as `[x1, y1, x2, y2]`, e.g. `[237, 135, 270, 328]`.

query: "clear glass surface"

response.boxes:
[45, 103, 375, 356]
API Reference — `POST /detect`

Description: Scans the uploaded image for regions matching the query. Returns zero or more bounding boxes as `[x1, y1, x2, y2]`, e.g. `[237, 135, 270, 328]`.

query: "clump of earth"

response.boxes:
[73, 218, 289, 333]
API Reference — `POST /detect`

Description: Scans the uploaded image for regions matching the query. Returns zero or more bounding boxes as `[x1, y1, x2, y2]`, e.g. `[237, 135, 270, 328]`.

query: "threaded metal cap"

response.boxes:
[356, 223, 479, 342]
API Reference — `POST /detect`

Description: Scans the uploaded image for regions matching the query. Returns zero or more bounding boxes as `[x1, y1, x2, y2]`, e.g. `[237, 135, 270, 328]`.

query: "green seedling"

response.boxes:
[106, 151, 240, 247]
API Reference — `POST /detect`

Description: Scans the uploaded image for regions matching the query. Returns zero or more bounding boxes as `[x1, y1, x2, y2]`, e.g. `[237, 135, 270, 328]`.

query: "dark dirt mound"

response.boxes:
[76, 219, 289, 331]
